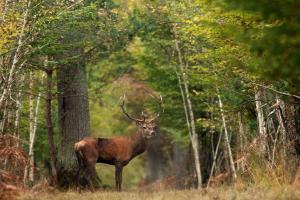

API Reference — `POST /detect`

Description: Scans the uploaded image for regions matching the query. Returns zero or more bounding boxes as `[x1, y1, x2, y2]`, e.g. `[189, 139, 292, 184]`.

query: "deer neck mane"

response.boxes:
[130, 131, 148, 158]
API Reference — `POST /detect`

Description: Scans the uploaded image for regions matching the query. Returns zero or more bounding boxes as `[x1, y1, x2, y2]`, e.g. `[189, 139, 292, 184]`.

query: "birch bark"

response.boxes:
[24, 73, 43, 184]
[207, 130, 223, 188]
[173, 33, 202, 189]
[275, 96, 287, 158]
[217, 92, 237, 180]
[237, 112, 245, 171]
[45, 69, 58, 185]
[14, 74, 26, 142]
[1, 0, 10, 22]
[0, 0, 30, 108]
[255, 89, 267, 154]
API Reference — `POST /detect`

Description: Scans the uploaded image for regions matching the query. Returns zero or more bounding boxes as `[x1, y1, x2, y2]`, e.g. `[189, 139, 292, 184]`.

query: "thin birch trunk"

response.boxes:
[27, 72, 35, 183]
[217, 92, 237, 180]
[237, 112, 245, 172]
[24, 72, 34, 184]
[175, 71, 192, 138]
[174, 70, 193, 188]
[14, 74, 26, 143]
[173, 32, 202, 189]
[255, 89, 266, 154]
[29, 86, 42, 182]
[275, 96, 287, 159]
[266, 113, 276, 163]
[24, 73, 43, 184]
[45, 69, 58, 185]
[1, 0, 10, 22]
[207, 129, 223, 188]
[0, 100, 8, 134]
[271, 124, 280, 166]
[0, 0, 30, 108]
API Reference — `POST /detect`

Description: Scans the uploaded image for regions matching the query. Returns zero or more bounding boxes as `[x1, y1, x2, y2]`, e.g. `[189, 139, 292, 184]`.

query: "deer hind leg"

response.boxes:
[75, 150, 85, 188]
[115, 163, 123, 192]
[85, 159, 96, 192]
[76, 167, 83, 188]
[77, 165, 90, 189]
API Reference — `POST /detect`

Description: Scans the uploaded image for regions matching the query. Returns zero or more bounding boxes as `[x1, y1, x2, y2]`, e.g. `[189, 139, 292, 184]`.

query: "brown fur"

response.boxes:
[75, 95, 161, 191]
[74, 123, 156, 191]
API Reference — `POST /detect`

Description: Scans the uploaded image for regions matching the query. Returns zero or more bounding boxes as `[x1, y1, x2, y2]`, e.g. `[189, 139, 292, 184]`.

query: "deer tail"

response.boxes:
[74, 142, 87, 169]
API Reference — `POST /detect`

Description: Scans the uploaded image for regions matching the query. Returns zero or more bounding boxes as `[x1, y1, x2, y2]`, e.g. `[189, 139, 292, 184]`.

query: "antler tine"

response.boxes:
[120, 94, 145, 122]
[150, 94, 163, 122]
[141, 111, 146, 122]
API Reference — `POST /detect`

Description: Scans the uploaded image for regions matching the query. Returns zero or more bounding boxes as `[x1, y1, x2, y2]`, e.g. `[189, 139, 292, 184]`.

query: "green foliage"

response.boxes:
[218, 0, 300, 91]
[3, 0, 298, 189]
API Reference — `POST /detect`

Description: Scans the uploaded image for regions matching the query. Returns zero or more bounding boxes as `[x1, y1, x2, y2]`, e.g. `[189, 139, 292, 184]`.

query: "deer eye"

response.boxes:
[143, 126, 147, 129]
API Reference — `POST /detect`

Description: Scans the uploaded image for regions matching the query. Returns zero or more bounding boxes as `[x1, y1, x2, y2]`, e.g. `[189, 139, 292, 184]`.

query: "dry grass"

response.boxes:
[19, 187, 300, 200]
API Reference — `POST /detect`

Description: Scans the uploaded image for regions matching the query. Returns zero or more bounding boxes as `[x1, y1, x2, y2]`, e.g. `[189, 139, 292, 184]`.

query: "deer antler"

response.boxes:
[120, 95, 145, 122]
[149, 94, 163, 122]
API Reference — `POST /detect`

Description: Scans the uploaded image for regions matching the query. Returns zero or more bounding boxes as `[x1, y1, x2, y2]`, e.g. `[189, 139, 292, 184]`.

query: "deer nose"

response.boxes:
[150, 131, 156, 136]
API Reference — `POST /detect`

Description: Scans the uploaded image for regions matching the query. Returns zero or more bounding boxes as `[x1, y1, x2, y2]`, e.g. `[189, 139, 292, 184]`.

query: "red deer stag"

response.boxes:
[74, 95, 162, 191]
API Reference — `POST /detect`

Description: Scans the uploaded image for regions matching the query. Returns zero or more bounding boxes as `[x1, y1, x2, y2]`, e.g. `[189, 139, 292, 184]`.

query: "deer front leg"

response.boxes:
[115, 163, 123, 191]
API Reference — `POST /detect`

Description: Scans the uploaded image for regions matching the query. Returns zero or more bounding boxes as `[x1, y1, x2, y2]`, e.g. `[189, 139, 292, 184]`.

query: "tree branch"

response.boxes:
[252, 82, 300, 100]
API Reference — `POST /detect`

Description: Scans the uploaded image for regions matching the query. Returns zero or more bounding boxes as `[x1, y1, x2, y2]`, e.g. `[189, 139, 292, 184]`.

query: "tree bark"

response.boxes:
[14, 74, 26, 143]
[0, 0, 30, 108]
[24, 72, 43, 184]
[255, 89, 267, 154]
[29, 83, 42, 182]
[45, 69, 58, 185]
[24, 72, 35, 185]
[207, 129, 223, 188]
[217, 92, 237, 180]
[56, 53, 90, 187]
[285, 101, 300, 156]
[173, 31, 202, 189]
[237, 112, 245, 172]
[275, 96, 287, 161]
[0, 100, 8, 134]
[1, 0, 10, 23]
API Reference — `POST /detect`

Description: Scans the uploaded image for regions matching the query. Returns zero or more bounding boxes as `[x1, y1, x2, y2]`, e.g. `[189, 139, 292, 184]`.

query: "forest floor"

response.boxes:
[19, 186, 300, 200]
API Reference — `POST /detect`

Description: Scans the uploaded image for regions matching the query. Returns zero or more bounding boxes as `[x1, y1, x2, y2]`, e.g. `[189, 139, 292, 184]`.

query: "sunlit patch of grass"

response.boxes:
[20, 186, 300, 200]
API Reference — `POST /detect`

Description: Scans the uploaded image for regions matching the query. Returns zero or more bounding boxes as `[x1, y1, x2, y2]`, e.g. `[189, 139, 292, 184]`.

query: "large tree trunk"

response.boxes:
[56, 53, 90, 187]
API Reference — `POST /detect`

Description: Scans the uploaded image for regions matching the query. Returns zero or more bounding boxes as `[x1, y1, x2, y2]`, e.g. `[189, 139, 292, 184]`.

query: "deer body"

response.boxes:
[75, 95, 162, 191]
[76, 132, 148, 166]
[75, 131, 149, 191]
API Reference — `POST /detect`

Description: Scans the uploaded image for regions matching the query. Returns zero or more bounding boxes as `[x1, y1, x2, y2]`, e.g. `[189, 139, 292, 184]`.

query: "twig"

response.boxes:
[252, 82, 300, 100]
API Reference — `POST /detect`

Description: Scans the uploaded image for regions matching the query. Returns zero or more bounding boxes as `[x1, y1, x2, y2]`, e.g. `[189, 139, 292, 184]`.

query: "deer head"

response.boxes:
[120, 95, 162, 139]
